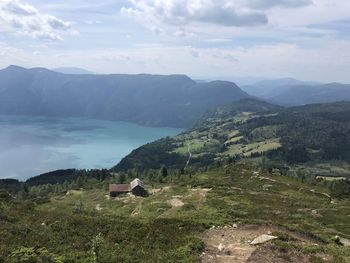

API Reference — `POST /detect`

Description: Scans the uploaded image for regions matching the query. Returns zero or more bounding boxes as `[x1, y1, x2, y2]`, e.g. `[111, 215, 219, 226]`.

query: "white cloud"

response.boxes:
[121, 0, 268, 27]
[121, 0, 315, 29]
[84, 20, 102, 25]
[174, 27, 197, 37]
[1, 0, 350, 84]
[0, 0, 72, 40]
[120, 0, 326, 39]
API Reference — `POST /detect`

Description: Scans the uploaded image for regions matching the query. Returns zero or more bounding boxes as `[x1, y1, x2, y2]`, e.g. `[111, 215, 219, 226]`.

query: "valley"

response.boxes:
[1, 73, 350, 262]
[1, 0, 350, 262]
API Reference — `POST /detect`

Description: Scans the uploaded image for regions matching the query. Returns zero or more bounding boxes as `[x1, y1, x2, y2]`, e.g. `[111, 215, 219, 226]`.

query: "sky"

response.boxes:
[0, 0, 350, 83]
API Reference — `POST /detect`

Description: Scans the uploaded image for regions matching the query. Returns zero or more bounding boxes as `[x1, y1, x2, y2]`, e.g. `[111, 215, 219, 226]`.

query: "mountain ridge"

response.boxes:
[271, 83, 350, 106]
[0, 65, 250, 128]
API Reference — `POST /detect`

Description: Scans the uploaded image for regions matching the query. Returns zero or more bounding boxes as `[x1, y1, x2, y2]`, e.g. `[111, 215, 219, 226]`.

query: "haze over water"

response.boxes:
[0, 115, 182, 181]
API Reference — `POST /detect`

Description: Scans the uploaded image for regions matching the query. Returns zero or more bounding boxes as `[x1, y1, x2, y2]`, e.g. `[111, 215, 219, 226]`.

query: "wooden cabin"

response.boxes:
[109, 184, 130, 197]
[130, 178, 146, 196]
[109, 178, 146, 197]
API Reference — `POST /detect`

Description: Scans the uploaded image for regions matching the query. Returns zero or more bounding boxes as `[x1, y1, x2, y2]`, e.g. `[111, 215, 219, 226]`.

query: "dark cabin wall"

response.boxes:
[131, 186, 146, 196]
[110, 191, 129, 197]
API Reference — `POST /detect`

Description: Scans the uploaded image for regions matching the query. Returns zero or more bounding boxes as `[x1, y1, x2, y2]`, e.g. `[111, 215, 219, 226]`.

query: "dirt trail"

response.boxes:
[184, 143, 192, 169]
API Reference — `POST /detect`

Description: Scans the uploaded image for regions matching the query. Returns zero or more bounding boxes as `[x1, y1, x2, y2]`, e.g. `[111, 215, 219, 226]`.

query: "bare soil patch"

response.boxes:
[247, 244, 331, 263]
[201, 225, 331, 263]
[168, 198, 184, 208]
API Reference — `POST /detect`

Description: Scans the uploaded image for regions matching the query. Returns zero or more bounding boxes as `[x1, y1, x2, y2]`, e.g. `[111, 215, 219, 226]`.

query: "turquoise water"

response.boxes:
[0, 115, 182, 180]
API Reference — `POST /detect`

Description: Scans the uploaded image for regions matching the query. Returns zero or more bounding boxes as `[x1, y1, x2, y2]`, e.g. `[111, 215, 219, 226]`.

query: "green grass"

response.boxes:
[174, 139, 206, 155]
[1, 164, 350, 262]
[225, 138, 282, 157]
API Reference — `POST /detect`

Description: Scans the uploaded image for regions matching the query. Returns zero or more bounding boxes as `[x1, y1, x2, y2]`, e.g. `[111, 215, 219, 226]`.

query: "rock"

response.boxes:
[218, 243, 225, 251]
[168, 198, 184, 207]
[334, 236, 350, 247]
[263, 184, 273, 190]
[232, 223, 238, 229]
[250, 234, 278, 245]
[322, 193, 331, 199]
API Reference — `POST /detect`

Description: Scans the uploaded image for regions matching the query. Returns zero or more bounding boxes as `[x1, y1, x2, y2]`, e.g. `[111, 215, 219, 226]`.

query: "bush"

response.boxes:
[10, 247, 62, 263]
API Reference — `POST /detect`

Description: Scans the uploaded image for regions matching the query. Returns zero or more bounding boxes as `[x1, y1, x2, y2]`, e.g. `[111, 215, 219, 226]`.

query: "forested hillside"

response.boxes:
[114, 99, 350, 178]
[0, 65, 249, 128]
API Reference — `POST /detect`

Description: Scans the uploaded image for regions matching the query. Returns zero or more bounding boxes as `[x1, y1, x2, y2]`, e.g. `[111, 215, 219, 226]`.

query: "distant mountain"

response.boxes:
[52, 67, 95, 75]
[113, 99, 350, 173]
[0, 65, 250, 128]
[241, 78, 321, 98]
[271, 83, 350, 106]
[198, 76, 266, 86]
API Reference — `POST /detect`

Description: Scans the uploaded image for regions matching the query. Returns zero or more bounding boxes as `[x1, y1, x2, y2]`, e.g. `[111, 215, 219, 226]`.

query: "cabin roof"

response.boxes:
[130, 178, 144, 190]
[109, 184, 130, 193]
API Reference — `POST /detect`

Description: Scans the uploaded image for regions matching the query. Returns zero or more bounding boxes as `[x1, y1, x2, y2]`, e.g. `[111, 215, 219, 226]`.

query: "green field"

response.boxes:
[225, 138, 282, 157]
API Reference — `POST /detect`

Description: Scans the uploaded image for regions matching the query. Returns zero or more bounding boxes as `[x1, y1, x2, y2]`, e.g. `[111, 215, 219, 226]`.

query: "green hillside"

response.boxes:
[1, 164, 350, 262]
[114, 99, 350, 179]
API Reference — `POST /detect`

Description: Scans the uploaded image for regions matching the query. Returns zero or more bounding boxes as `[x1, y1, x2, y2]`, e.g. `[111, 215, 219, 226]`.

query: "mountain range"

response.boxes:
[241, 78, 321, 98]
[1, 65, 350, 128]
[0, 65, 249, 128]
[242, 78, 350, 106]
[52, 67, 95, 75]
[270, 83, 350, 106]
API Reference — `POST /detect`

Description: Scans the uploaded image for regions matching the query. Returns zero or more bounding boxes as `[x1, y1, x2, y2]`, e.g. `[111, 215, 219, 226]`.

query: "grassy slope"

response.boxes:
[1, 164, 350, 262]
[115, 99, 281, 171]
[114, 100, 350, 179]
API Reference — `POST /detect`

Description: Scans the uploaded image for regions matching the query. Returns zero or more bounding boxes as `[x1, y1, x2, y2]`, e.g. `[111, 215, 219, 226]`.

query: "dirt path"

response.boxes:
[184, 143, 192, 170]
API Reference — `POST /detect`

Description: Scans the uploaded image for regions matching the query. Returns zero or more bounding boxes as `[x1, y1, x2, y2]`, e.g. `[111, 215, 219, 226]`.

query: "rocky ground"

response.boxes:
[201, 225, 333, 263]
